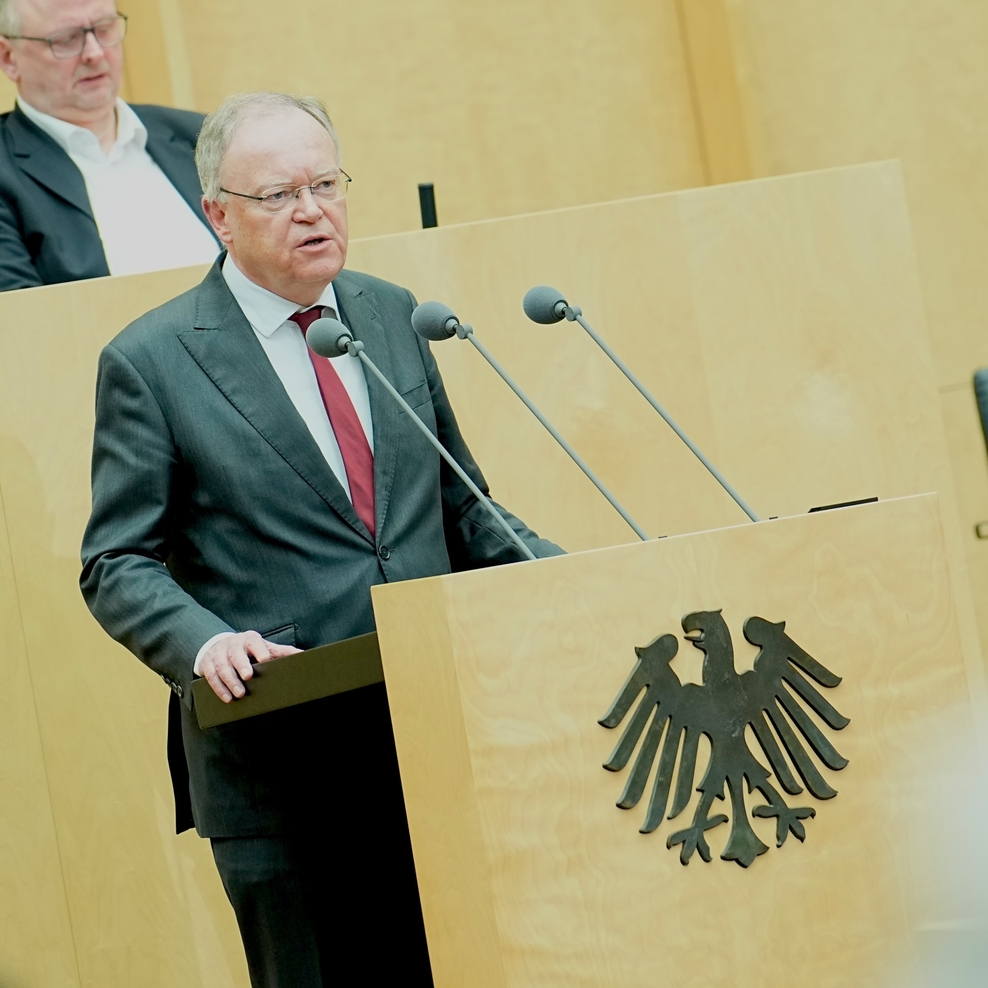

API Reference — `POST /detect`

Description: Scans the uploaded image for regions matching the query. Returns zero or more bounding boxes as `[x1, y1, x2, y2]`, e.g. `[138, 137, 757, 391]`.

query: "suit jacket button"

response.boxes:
[378, 544, 391, 560]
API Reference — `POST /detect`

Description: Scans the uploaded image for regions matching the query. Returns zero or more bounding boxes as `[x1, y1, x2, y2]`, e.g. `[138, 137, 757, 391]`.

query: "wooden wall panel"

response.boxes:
[0, 492, 79, 986]
[346, 162, 985, 694]
[707, 0, 988, 383]
[0, 268, 247, 988]
[676, 0, 988, 692]
[159, 0, 704, 239]
[118, 0, 182, 107]
[0, 75, 14, 114]
[674, 0, 753, 184]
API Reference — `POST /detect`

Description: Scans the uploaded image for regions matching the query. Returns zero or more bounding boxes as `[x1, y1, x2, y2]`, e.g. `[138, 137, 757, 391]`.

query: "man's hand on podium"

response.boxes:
[200, 632, 302, 703]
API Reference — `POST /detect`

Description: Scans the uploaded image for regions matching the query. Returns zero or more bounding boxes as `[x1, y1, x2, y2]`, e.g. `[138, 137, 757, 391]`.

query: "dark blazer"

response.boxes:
[80, 260, 562, 837]
[0, 103, 216, 292]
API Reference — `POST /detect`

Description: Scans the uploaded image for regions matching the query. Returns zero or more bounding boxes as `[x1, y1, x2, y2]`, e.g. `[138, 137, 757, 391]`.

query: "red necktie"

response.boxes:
[291, 306, 376, 537]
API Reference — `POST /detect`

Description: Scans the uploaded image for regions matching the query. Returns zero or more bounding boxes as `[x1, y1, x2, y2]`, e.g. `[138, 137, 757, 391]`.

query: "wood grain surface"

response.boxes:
[347, 160, 985, 691]
[675, 0, 988, 669]
[91, 0, 704, 240]
[373, 494, 979, 988]
[0, 491, 79, 986]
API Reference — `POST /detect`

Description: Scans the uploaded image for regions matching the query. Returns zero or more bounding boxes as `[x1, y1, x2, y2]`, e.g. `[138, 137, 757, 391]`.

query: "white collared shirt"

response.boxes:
[195, 257, 376, 673]
[221, 254, 374, 485]
[17, 96, 219, 276]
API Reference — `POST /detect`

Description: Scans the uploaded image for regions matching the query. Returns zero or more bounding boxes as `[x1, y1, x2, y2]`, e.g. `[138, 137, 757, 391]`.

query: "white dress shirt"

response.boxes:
[221, 254, 374, 474]
[194, 256, 376, 673]
[17, 96, 219, 276]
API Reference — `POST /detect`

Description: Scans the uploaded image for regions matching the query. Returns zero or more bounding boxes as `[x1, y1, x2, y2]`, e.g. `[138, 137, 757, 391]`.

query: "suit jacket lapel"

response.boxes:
[139, 109, 218, 241]
[6, 107, 93, 217]
[179, 263, 371, 541]
[334, 271, 402, 537]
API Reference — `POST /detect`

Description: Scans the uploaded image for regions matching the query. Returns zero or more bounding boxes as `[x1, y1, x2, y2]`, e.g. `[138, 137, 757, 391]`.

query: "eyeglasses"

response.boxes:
[220, 171, 352, 213]
[2, 13, 128, 59]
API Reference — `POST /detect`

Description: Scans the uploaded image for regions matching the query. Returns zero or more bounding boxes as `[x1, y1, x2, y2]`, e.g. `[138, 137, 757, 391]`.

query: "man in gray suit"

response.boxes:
[80, 91, 562, 988]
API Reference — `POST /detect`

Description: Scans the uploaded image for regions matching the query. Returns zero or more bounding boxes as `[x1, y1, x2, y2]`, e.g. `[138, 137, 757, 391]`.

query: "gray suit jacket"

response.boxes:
[80, 259, 561, 836]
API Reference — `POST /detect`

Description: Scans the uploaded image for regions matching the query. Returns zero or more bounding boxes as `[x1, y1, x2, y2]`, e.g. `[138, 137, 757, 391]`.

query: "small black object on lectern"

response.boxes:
[418, 182, 438, 228]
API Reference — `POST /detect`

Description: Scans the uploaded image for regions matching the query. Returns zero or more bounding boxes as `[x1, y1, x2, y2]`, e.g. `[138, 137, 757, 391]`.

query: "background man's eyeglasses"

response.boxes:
[2, 13, 128, 60]
[221, 172, 352, 213]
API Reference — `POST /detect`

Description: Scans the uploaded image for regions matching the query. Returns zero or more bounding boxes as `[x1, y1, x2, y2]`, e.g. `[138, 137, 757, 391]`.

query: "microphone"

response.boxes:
[411, 303, 650, 542]
[522, 286, 568, 325]
[410, 301, 460, 341]
[523, 286, 759, 523]
[305, 317, 537, 562]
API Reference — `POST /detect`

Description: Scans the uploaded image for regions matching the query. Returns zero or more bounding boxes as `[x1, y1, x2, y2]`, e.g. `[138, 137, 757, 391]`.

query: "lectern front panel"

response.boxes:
[372, 494, 977, 988]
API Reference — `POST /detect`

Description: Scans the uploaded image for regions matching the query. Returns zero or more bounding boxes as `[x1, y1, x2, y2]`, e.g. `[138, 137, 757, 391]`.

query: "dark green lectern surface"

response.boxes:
[193, 632, 384, 729]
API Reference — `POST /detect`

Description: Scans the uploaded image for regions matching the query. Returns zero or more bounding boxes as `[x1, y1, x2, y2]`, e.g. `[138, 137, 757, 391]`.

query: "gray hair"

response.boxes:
[195, 92, 342, 201]
[0, 0, 21, 35]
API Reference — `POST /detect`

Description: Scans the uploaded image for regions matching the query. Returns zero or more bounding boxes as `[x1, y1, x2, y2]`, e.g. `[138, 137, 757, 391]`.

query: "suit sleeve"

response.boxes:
[408, 300, 565, 568]
[80, 343, 234, 708]
[0, 194, 43, 292]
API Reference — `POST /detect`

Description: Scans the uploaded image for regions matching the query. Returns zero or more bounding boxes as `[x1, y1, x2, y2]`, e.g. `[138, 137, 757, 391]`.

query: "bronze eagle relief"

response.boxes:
[599, 611, 850, 868]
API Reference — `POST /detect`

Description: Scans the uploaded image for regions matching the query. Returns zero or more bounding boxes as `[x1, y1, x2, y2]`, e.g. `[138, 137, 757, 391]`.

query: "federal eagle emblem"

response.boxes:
[599, 611, 849, 868]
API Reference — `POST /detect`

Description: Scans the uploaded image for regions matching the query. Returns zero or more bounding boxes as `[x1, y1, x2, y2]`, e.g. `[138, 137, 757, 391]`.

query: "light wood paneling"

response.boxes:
[0, 490, 79, 986]
[712, 0, 988, 387]
[368, 577, 507, 988]
[686, 0, 988, 693]
[348, 162, 940, 535]
[118, 0, 181, 107]
[159, 0, 704, 239]
[347, 161, 984, 684]
[373, 494, 976, 987]
[0, 74, 14, 114]
[0, 268, 246, 988]
[675, 0, 753, 184]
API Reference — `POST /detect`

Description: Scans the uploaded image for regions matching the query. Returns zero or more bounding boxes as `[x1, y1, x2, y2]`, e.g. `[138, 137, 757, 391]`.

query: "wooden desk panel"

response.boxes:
[373, 495, 976, 987]
[0, 492, 79, 987]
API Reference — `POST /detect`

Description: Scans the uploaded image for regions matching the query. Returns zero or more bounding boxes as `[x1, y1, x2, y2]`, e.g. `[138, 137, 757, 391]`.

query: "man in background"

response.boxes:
[0, 0, 218, 290]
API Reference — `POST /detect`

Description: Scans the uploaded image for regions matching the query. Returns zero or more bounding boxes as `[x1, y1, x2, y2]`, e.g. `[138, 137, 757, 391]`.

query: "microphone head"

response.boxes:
[411, 301, 460, 341]
[523, 285, 567, 324]
[306, 317, 352, 358]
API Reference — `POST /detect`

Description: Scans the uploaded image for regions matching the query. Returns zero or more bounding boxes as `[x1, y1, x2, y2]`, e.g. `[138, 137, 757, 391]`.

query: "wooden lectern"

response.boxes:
[366, 494, 979, 988]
